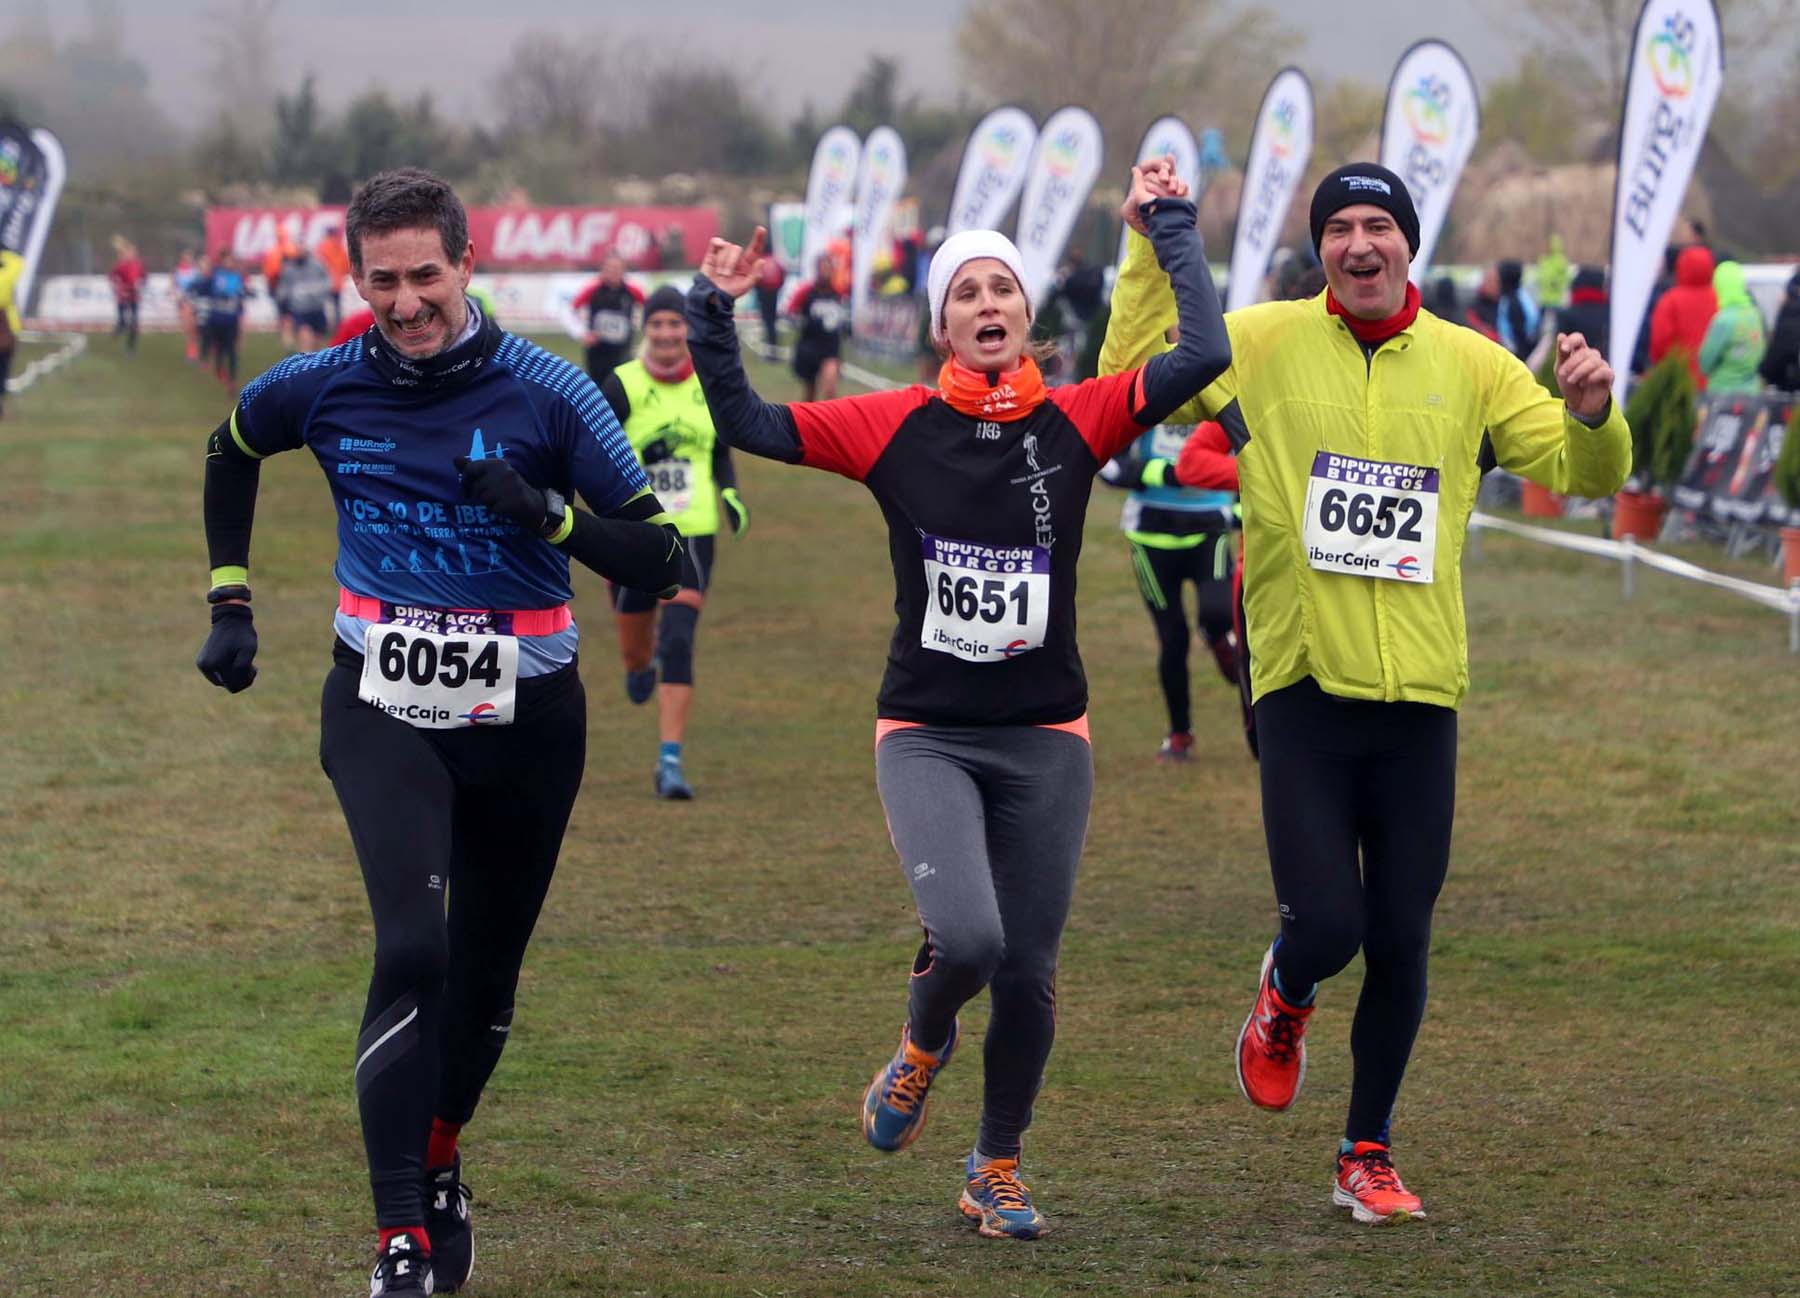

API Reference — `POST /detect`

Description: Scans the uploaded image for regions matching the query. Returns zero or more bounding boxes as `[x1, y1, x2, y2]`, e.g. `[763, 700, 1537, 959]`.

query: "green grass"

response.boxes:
[1, 331, 1796, 1297]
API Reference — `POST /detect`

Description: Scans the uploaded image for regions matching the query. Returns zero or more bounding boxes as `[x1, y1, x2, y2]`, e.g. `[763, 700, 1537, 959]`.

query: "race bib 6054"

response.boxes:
[359, 623, 519, 728]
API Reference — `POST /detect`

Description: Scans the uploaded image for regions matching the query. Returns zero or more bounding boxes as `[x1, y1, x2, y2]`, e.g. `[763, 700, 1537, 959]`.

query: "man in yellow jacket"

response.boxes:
[1103, 162, 1630, 1225]
[0, 247, 22, 419]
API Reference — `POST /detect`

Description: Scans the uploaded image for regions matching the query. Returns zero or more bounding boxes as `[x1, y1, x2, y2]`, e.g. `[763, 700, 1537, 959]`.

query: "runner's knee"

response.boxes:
[657, 602, 700, 685]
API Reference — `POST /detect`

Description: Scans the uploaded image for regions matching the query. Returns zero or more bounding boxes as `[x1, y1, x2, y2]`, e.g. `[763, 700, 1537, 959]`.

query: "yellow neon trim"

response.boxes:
[645, 511, 675, 528]
[228, 409, 266, 460]
[209, 565, 250, 589]
[547, 508, 575, 545]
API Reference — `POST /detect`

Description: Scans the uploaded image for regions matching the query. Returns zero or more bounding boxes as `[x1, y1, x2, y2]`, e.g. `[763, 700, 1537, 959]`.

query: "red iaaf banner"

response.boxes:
[204, 205, 719, 269]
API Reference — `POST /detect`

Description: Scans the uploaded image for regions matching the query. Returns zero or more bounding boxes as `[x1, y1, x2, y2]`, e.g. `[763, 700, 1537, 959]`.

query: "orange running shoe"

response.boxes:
[1234, 944, 1313, 1110]
[1333, 1141, 1426, 1224]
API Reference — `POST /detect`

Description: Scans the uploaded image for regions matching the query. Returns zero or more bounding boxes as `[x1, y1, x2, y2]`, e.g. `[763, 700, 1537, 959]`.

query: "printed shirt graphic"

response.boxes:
[230, 331, 647, 615]
[612, 360, 722, 537]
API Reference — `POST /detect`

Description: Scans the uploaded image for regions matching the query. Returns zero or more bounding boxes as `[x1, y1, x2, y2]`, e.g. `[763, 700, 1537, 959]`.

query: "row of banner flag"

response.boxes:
[800, 0, 1722, 401]
[0, 120, 66, 315]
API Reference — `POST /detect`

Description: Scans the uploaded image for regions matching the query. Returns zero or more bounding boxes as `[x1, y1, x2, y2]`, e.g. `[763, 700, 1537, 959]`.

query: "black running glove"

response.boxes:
[196, 603, 258, 693]
[453, 455, 548, 532]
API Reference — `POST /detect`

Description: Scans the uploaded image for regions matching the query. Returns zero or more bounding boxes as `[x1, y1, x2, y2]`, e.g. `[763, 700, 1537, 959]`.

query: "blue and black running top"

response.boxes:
[227, 304, 648, 615]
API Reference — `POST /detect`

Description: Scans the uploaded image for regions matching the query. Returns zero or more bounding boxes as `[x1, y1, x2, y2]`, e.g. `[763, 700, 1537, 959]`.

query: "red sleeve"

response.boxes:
[788, 282, 814, 316]
[627, 283, 646, 305]
[571, 282, 597, 309]
[788, 387, 932, 481]
[1176, 421, 1238, 491]
[1050, 369, 1150, 464]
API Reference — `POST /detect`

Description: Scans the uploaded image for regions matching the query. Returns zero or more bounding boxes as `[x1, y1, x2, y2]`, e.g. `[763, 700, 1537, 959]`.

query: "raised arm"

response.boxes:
[685, 227, 805, 464]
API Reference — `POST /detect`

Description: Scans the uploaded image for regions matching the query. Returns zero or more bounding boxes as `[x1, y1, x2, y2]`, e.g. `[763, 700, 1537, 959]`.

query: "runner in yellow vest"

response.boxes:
[599, 285, 749, 798]
[1103, 162, 1630, 1225]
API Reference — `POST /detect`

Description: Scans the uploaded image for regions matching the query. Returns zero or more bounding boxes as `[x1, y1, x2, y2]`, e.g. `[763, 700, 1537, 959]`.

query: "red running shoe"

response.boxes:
[1234, 944, 1313, 1110]
[1333, 1141, 1426, 1224]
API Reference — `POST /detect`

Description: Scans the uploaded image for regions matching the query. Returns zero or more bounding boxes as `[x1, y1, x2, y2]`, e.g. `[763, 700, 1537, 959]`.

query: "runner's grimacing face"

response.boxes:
[644, 310, 688, 367]
[354, 226, 474, 359]
[944, 259, 1029, 372]
[1320, 204, 1410, 319]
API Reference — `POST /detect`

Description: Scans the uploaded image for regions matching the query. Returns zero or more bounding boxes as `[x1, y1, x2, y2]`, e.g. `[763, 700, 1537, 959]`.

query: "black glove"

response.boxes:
[721, 487, 750, 537]
[196, 603, 258, 693]
[454, 455, 547, 531]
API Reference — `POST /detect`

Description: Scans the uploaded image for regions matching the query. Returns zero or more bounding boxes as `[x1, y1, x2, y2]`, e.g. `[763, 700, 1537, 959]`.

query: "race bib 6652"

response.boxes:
[1300, 451, 1439, 583]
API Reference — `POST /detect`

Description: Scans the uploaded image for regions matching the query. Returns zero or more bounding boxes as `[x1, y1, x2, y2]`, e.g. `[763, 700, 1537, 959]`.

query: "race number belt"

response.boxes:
[918, 532, 1050, 663]
[337, 589, 572, 635]
[1300, 451, 1439, 583]
[358, 622, 520, 729]
[645, 459, 694, 517]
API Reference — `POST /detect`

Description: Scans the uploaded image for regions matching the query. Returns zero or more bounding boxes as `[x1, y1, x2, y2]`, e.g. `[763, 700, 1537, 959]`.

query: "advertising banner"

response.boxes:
[1379, 40, 1481, 283]
[1608, 0, 1724, 404]
[1671, 392, 1794, 527]
[1226, 68, 1314, 313]
[851, 125, 908, 330]
[1013, 105, 1105, 308]
[801, 125, 861, 285]
[945, 106, 1038, 236]
[1, 123, 64, 314]
[205, 205, 721, 271]
[1117, 116, 1200, 266]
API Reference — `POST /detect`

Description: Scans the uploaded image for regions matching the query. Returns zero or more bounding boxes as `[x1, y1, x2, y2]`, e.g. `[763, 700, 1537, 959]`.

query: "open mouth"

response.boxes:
[1346, 265, 1382, 283]
[976, 324, 1007, 345]
[392, 309, 437, 344]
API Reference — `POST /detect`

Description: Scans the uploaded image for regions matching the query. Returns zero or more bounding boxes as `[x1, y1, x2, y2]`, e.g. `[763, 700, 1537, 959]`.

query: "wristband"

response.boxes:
[207, 583, 252, 604]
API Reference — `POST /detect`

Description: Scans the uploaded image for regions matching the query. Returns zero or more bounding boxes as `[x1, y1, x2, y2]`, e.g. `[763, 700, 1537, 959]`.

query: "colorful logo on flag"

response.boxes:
[1043, 129, 1082, 179]
[824, 139, 857, 183]
[1269, 101, 1297, 158]
[1403, 76, 1451, 146]
[981, 127, 1022, 171]
[1648, 14, 1696, 98]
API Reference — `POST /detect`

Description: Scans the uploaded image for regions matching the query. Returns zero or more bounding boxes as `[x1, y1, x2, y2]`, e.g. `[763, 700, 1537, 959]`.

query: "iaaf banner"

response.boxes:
[1379, 40, 1480, 283]
[851, 125, 908, 330]
[1227, 68, 1314, 313]
[1014, 105, 1104, 308]
[801, 125, 860, 285]
[945, 105, 1038, 236]
[1117, 116, 1200, 267]
[0, 123, 65, 314]
[1608, 0, 1724, 404]
[204, 205, 721, 270]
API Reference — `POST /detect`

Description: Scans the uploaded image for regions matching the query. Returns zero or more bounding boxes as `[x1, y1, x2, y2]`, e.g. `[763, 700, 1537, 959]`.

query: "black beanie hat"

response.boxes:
[1308, 163, 1419, 257]
[643, 284, 686, 320]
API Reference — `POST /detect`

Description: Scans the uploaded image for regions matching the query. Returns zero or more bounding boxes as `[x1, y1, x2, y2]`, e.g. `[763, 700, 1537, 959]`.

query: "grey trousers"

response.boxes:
[875, 722, 1093, 1158]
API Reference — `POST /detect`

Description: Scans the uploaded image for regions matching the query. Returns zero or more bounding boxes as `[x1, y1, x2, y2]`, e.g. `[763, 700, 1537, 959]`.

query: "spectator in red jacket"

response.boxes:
[109, 236, 146, 352]
[1648, 244, 1717, 389]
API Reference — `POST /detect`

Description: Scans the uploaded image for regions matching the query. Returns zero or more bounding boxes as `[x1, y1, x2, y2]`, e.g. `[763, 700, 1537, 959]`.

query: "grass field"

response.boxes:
[2, 331, 1796, 1297]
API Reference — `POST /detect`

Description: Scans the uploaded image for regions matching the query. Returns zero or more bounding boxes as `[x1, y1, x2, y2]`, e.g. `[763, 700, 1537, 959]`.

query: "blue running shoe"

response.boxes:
[960, 1152, 1045, 1239]
[861, 1020, 957, 1152]
[625, 666, 657, 704]
[655, 755, 694, 800]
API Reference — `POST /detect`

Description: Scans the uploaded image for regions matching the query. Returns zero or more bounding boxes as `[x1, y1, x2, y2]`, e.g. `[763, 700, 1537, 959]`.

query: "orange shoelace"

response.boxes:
[969, 1160, 1032, 1210]
[883, 1054, 933, 1114]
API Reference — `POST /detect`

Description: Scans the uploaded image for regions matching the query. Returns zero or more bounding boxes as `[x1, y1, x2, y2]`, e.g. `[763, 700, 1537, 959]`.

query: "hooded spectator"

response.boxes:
[1758, 267, 1800, 392]
[1427, 274, 1459, 320]
[1465, 265, 1501, 341]
[1698, 261, 1766, 394]
[1648, 244, 1717, 388]
[1559, 265, 1610, 358]
[1496, 259, 1539, 360]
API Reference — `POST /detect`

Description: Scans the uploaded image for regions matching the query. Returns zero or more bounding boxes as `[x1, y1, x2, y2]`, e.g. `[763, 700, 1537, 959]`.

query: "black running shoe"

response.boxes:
[369, 1232, 433, 1296]
[425, 1156, 474, 1293]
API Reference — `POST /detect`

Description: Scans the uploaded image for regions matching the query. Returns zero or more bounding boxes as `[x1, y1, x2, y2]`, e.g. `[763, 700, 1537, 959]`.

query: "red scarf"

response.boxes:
[1326, 280, 1420, 346]
[936, 356, 1047, 421]
[644, 353, 694, 384]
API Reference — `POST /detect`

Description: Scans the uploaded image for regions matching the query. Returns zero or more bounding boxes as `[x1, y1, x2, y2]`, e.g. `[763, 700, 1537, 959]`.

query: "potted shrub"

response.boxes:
[1775, 400, 1800, 585]
[1613, 354, 1697, 540]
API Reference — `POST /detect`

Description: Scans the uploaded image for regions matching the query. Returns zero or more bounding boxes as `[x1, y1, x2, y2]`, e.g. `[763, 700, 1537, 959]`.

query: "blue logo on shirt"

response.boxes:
[467, 428, 508, 460]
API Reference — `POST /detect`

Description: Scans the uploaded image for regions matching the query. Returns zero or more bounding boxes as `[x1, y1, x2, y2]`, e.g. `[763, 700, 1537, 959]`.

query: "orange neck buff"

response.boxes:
[936, 356, 1047, 422]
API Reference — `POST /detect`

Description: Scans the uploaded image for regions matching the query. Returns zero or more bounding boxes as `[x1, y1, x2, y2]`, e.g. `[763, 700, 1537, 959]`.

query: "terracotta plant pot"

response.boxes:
[1611, 490, 1665, 541]
[1520, 480, 1564, 518]
[1781, 526, 1800, 587]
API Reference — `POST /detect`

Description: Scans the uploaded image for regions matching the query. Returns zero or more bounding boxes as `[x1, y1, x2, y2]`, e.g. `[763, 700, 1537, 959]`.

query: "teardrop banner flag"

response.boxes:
[1014, 105, 1104, 309]
[851, 125, 908, 329]
[1116, 115, 1200, 267]
[0, 122, 64, 314]
[1226, 68, 1313, 313]
[945, 105, 1037, 236]
[1379, 39, 1480, 284]
[801, 125, 860, 287]
[1608, 0, 1724, 404]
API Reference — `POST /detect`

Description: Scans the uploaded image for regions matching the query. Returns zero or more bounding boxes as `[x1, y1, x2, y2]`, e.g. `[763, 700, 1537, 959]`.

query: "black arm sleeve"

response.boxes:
[599, 370, 630, 424]
[203, 417, 262, 572]
[557, 489, 683, 595]
[685, 276, 805, 463]
[711, 438, 738, 492]
[1135, 198, 1232, 428]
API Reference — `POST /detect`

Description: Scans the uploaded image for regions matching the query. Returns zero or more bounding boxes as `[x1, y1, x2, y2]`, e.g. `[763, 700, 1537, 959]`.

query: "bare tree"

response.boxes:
[490, 33, 622, 141]
[200, 0, 280, 137]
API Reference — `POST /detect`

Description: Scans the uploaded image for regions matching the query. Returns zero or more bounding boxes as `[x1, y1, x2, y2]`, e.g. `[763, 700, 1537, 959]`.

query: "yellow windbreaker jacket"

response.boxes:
[1102, 231, 1631, 709]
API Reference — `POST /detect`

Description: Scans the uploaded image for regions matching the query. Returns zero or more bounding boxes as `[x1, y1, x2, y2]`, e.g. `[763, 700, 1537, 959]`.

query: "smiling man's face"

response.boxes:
[1319, 204, 1411, 320]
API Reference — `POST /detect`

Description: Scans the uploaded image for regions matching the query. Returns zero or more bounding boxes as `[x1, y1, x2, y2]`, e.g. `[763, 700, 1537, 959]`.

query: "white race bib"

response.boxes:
[359, 623, 519, 728]
[646, 459, 694, 517]
[811, 300, 845, 333]
[594, 310, 631, 344]
[1300, 451, 1439, 583]
[919, 532, 1050, 663]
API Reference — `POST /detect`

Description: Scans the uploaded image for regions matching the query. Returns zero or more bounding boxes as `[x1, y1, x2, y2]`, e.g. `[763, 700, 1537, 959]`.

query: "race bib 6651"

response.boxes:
[919, 532, 1050, 663]
[1300, 451, 1439, 583]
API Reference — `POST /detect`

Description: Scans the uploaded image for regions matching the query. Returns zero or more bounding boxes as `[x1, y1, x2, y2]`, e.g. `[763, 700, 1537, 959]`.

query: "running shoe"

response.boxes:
[424, 1156, 473, 1293]
[1333, 1141, 1425, 1224]
[860, 1019, 957, 1152]
[1235, 944, 1313, 1110]
[624, 665, 657, 705]
[1156, 731, 1195, 762]
[369, 1232, 433, 1296]
[959, 1152, 1044, 1239]
[654, 755, 694, 800]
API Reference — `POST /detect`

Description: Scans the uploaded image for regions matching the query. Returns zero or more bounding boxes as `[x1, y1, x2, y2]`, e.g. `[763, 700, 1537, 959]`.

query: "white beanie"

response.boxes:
[926, 229, 1031, 347]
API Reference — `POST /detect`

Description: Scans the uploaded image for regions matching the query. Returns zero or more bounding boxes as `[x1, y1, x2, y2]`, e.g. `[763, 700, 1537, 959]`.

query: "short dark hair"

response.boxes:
[344, 168, 470, 275]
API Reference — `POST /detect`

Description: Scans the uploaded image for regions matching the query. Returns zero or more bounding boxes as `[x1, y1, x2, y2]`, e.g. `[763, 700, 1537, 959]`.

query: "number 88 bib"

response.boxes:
[1300, 451, 1439, 583]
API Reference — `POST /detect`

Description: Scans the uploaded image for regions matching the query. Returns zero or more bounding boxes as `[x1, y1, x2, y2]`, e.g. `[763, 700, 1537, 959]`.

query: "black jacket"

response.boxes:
[1758, 269, 1800, 392]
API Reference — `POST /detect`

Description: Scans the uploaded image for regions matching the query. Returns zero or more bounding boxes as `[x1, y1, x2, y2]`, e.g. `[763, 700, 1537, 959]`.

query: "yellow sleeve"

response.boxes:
[1098, 228, 1230, 425]
[1484, 343, 1632, 499]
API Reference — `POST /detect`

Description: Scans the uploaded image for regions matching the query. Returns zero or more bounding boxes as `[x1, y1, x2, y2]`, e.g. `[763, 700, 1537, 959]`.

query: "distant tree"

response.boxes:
[201, 0, 281, 139]
[1312, 79, 1385, 170]
[626, 65, 781, 176]
[491, 33, 612, 140]
[194, 115, 270, 191]
[842, 57, 901, 136]
[1475, 51, 1592, 166]
[271, 77, 336, 188]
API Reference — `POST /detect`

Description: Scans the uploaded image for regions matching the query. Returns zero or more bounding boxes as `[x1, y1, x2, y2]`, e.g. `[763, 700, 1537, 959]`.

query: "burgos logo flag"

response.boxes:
[1014, 106, 1105, 308]
[947, 106, 1039, 237]
[1117, 115, 1200, 267]
[1226, 68, 1314, 314]
[1609, 0, 1723, 404]
[851, 125, 908, 326]
[1379, 40, 1480, 284]
[802, 125, 861, 287]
